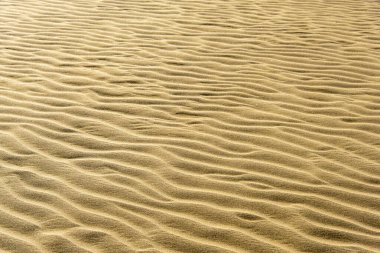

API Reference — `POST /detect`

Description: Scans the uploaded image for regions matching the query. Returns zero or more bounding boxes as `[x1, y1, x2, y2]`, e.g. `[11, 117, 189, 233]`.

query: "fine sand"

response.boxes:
[1, 0, 380, 252]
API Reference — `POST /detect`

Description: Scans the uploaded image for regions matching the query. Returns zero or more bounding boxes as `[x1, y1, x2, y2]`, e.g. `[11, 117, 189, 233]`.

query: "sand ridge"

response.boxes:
[0, 0, 380, 252]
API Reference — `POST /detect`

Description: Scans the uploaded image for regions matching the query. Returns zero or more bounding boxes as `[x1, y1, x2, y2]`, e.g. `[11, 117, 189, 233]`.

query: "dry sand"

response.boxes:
[1, 0, 380, 252]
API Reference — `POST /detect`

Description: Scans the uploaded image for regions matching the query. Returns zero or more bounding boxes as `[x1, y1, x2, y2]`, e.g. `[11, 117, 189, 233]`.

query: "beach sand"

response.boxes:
[0, 0, 380, 252]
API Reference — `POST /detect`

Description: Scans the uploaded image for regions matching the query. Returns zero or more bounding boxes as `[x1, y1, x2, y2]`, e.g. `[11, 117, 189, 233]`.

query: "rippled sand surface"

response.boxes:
[1, 0, 380, 252]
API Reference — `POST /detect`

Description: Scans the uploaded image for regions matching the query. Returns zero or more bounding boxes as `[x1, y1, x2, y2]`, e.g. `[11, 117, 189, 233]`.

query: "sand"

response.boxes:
[0, 0, 380, 252]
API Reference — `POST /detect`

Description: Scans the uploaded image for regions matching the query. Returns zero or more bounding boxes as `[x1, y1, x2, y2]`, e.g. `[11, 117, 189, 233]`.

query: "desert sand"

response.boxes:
[0, 0, 380, 252]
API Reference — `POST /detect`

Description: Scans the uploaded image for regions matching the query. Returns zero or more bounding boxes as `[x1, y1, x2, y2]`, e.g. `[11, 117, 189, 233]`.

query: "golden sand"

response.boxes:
[0, 0, 380, 252]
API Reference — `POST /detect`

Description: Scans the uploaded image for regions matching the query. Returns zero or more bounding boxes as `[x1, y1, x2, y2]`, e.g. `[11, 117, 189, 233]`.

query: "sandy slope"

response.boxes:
[0, 0, 380, 252]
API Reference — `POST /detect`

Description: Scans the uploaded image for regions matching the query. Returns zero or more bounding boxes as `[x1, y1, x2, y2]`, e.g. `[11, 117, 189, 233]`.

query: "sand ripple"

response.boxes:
[0, 0, 380, 252]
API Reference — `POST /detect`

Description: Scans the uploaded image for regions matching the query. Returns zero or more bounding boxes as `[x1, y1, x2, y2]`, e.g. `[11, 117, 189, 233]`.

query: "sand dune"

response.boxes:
[1, 0, 380, 252]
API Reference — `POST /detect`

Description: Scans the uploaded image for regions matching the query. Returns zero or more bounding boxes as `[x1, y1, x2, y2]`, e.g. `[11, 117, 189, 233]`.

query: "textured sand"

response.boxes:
[1, 0, 380, 252]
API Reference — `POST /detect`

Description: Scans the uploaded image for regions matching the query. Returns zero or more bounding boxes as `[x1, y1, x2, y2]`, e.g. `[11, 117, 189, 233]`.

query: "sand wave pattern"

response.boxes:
[1, 0, 380, 252]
